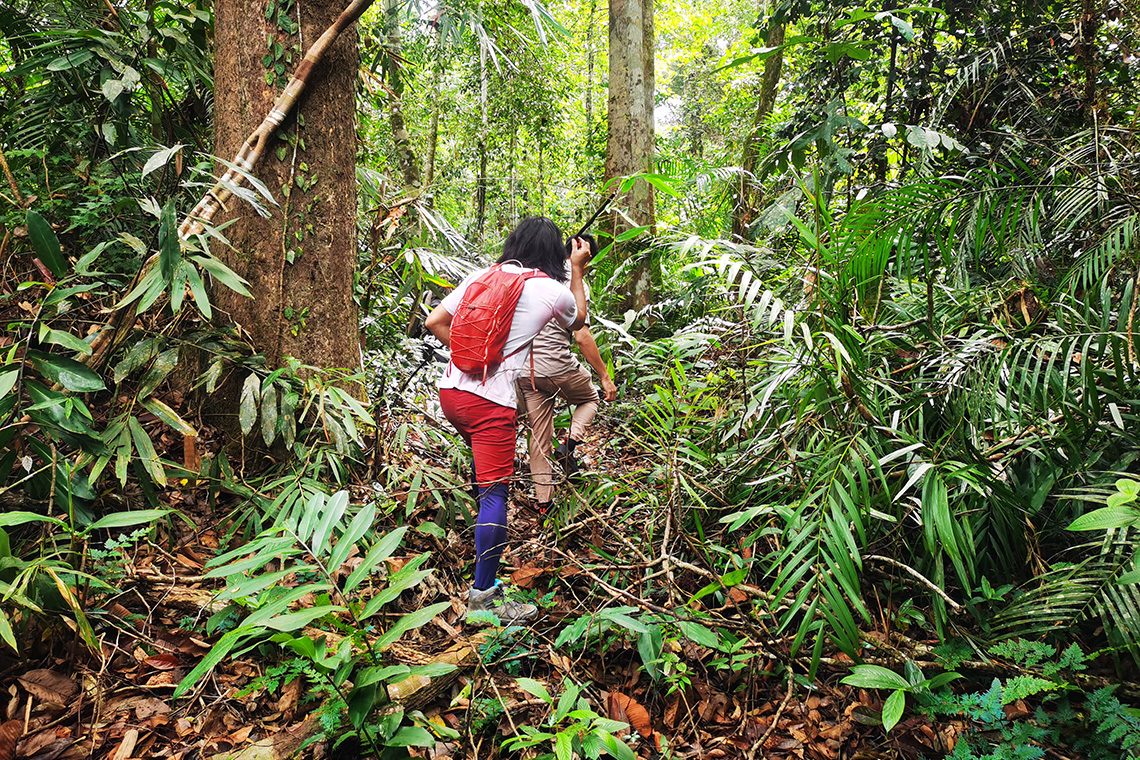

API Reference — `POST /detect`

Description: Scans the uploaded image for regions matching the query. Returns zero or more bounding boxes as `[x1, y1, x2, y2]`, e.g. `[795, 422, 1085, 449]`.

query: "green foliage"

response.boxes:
[181, 489, 451, 753]
[504, 677, 638, 760]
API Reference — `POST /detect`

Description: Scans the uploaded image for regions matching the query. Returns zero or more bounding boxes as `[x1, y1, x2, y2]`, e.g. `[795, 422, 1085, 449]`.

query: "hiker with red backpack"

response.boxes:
[425, 216, 591, 625]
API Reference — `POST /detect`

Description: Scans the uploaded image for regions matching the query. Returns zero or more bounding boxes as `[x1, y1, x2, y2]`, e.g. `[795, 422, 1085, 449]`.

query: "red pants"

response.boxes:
[439, 389, 516, 485]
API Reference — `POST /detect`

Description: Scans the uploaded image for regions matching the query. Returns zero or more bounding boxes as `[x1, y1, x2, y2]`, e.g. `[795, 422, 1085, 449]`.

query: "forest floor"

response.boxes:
[0, 407, 967, 760]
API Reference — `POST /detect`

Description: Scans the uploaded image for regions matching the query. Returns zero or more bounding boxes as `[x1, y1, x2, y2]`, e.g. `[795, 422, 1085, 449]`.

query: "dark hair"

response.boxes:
[498, 216, 568, 282]
[565, 232, 599, 260]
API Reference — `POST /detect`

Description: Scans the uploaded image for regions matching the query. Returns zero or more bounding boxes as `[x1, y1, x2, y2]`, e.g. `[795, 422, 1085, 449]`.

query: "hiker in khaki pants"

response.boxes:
[518, 236, 617, 515]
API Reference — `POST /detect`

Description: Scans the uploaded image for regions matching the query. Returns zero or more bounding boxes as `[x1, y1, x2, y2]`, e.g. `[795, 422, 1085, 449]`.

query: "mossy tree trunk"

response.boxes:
[211, 0, 362, 392]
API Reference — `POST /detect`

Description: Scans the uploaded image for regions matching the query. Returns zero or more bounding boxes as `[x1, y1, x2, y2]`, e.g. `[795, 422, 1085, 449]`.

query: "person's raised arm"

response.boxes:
[573, 325, 617, 402]
[566, 237, 590, 331]
[425, 304, 453, 347]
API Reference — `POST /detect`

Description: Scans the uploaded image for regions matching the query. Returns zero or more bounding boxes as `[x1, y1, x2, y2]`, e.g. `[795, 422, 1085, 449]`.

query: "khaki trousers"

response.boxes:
[518, 366, 599, 503]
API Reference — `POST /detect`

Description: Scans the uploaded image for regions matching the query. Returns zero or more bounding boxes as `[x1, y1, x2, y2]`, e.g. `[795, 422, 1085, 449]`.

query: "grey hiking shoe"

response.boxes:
[464, 581, 537, 626]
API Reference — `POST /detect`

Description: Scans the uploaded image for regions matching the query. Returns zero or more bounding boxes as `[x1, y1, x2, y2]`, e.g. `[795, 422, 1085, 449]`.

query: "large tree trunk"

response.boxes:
[606, 0, 655, 310]
[731, 19, 785, 240]
[212, 0, 362, 387]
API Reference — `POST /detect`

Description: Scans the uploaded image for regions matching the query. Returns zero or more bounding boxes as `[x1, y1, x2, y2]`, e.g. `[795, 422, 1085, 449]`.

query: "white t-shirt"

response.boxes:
[438, 264, 579, 408]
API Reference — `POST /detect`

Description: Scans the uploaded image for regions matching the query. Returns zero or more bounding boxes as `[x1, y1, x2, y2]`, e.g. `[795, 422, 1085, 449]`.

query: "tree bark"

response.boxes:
[384, 0, 420, 192]
[606, 0, 655, 310]
[731, 19, 785, 240]
[585, 0, 597, 152]
[473, 34, 488, 243]
[422, 31, 443, 200]
[211, 0, 362, 391]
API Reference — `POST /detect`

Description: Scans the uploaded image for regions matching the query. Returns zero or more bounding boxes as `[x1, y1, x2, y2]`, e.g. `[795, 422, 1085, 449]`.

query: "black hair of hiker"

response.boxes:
[498, 216, 569, 282]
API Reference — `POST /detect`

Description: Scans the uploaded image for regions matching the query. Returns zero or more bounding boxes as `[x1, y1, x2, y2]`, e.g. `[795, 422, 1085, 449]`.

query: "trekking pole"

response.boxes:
[572, 191, 618, 241]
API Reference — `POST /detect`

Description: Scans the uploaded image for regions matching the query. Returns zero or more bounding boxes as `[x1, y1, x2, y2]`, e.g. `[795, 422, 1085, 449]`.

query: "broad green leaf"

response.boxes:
[555, 731, 572, 760]
[881, 689, 906, 732]
[128, 416, 167, 487]
[239, 373, 260, 436]
[329, 503, 376, 571]
[47, 49, 94, 71]
[344, 526, 408, 593]
[137, 348, 180, 398]
[191, 255, 252, 298]
[25, 350, 105, 392]
[114, 337, 161, 384]
[186, 265, 211, 319]
[261, 383, 278, 447]
[641, 173, 682, 198]
[174, 627, 254, 697]
[601, 732, 638, 760]
[159, 201, 180, 282]
[387, 726, 435, 748]
[841, 664, 911, 691]
[678, 620, 720, 649]
[39, 328, 92, 356]
[1066, 506, 1140, 532]
[262, 605, 345, 632]
[360, 566, 432, 618]
[347, 683, 378, 729]
[606, 611, 648, 634]
[141, 397, 197, 436]
[373, 601, 449, 651]
[638, 625, 663, 681]
[0, 610, 17, 652]
[311, 490, 349, 554]
[142, 145, 183, 179]
[516, 677, 553, 704]
[27, 210, 67, 277]
[87, 508, 171, 532]
[356, 665, 411, 689]
[0, 512, 67, 529]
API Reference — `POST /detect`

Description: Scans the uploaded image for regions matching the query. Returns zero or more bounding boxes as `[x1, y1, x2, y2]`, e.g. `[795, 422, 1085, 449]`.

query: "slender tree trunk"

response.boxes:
[875, 25, 898, 183]
[508, 129, 516, 225]
[212, 0, 361, 394]
[1080, 0, 1100, 118]
[606, 0, 655, 310]
[422, 32, 443, 200]
[474, 34, 488, 243]
[585, 0, 597, 152]
[384, 0, 420, 192]
[731, 19, 785, 239]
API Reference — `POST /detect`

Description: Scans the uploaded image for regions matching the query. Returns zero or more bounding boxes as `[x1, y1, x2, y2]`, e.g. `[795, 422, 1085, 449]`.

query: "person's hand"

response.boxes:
[569, 237, 591, 271]
[601, 376, 617, 402]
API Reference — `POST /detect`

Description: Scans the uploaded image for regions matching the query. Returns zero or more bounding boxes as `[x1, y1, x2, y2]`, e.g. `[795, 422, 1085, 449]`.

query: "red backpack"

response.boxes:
[449, 264, 547, 381]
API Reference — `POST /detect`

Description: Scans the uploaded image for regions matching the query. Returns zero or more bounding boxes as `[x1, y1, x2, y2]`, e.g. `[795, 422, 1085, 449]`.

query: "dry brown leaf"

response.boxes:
[16, 727, 71, 759]
[274, 678, 302, 718]
[110, 728, 138, 760]
[0, 720, 21, 760]
[133, 697, 171, 721]
[663, 694, 680, 730]
[510, 564, 544, 589]
[145, 654, 180, 671]
[228, 725, 254, 745]
[17, 671, 77, 706]
[607, 692, 652, 739]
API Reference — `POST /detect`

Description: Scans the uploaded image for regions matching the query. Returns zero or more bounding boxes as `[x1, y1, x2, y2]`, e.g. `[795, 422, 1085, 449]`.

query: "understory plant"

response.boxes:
[179, 489, 453, 754]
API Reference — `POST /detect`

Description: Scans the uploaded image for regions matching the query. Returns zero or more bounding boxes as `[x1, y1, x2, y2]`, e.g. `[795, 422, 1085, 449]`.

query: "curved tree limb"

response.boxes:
[84, 0, 377, 370]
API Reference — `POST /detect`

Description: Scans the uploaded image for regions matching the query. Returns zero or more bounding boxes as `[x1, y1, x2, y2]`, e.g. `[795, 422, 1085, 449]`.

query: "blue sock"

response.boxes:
[473, 481, 509, 590]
